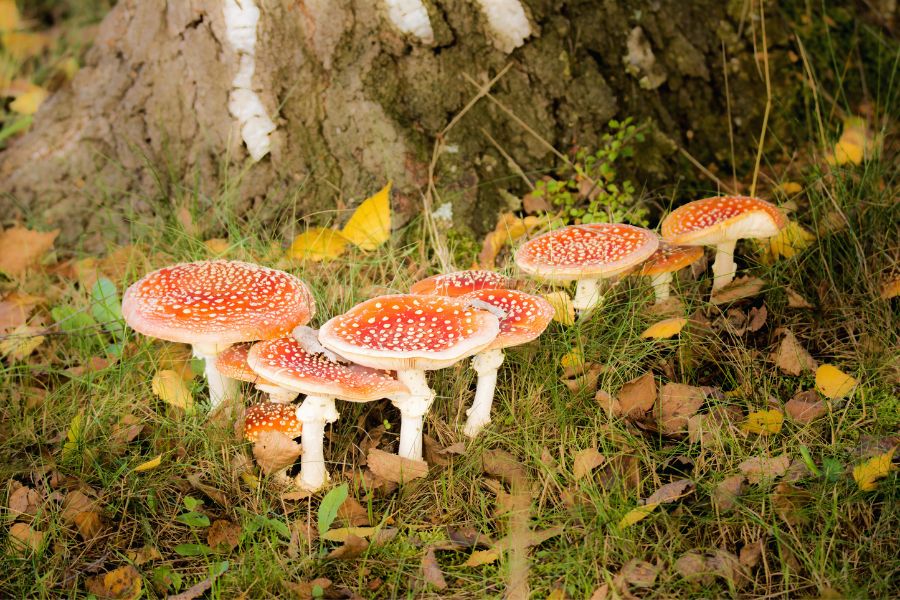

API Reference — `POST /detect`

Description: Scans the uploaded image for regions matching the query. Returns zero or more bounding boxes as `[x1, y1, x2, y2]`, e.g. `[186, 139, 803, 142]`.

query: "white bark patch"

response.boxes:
[223, 0, 275, 162]
[477, 0, 531, 53]
[384, 0, 434, 44]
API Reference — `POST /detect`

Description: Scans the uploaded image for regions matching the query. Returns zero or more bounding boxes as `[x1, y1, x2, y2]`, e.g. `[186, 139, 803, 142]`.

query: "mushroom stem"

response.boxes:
[391, 370, 435, 460]
[256, 383, 297, 404]
[711, 240, 738, 292]
[573, 278, 604, 311]
[463, 348, 505, 437]
[649, 272, 673, 302]
[193, 345, 239, 409]
[294, 394, 339, 491]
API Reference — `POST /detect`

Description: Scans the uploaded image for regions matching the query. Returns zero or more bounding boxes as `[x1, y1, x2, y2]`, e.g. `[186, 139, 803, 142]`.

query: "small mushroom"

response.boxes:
[515, 223, 659, 312]
[247, 336, 408, 490]
[319, 295, 500, 460]
[660, 196, 787, 292]
[410, 270, 515, 296]
[122, 260, 315, 409]
[243, 401, 304, 482]
[639, 243, 704, 303]
[215, 343, 297, 404]
[459, 289, 554, 437]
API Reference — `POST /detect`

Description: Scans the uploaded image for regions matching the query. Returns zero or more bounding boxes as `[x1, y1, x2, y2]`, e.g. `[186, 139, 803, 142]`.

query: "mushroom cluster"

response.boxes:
[121, 198, 784, 491]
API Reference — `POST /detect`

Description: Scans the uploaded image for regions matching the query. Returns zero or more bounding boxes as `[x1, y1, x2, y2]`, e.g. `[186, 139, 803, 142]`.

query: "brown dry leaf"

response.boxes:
[73, 510, 104, 541]
[126, 545, 162, 566]
[284, 578, 333, 600]
[772, 330, 818, 376]
[589, 583, 610, 600]
[0, 292, 40, 334]
[337, 496, 370, 527]
[674, 552, 714, 585]
[747, 305, 767, 331]
[157, 343, 196, 381]
[572, 448, 606, 481]
[620, 559, 660, 588]
[739, 539, 764, 569]
[644, 479, 695, 505]
[367, 448, 428, 484]
[880, 277, 900, 300]
[618, 373, 656, 417]
[738, 454, 791, 484]
[109, 413, 144, 452]
[710, 276, 765, 305]
[562, 362, 604, 393]
[207, 519, 242, 552]
[326, 533, 369, 560]
[784, 390, 826, 424]
[786, 287, 813, 308]
[712, 475, 745, 511]
[61, 489, 95, 520]
[657, 383, 706, 434]
[595, 389, 620, 415]
[482, 449, 528, 486]
[62, 490, 103, 539]
[706, 549, 747, 587]
[320, 527, 378, 542]
[8, 483, 41, 519]
[252, 430, 302, 476]
[741, 410, 783, 435]
[0, 227, 58, 277]
[421, 547, 448, 590]
[773, 482, 813, 526]
[0, 325, 45, 361]
[85, 565, 142, 600]
[8, 523, 44, 556]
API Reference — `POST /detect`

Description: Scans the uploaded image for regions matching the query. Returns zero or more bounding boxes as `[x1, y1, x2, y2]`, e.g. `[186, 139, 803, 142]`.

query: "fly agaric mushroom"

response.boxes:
[410, 270, 515, 297]
[122, 260, 315, 409]
[247, 336, 408, 490]
[216, 343, 297, 403]
[459, 289, 554, 437]
[318, 295, 500, 460]
[660, 196, 787, 292]
[243, 401, 304, 482]
[515, 223, 659, 312]
[639, 243, 704, 303]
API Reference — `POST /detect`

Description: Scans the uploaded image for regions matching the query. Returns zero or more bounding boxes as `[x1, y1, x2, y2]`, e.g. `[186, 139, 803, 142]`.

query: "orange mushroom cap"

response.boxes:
[318, 294, 500, 371]
[243, 402, 303, 442]
[515, 223, 659, 281]
[462, 289, 554, 350]
[215, 343, 279, 386]
[410, 270, 515, 297]
[247, 337, 407, 402]
[640, 243, 704, 276]
[661, 196, 787, 245]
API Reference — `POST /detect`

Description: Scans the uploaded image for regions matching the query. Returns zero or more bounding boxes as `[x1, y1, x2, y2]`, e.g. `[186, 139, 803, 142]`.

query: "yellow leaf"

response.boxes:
[543, 291, 575, 326]
[341, 181, 391, 251]
[463, 548, 500, 567]
[618, 503, 659, 528]
[827, 116, 880, 166]
[133, 454, 163, 472]
[241, 471, 260, 489]
[0, 324, 44, 360]
[853, 447, 896, 492]
[0, 0, 20, 31]
[880, 277, 900, 300]
[761, 221, 815, 264]
[87, 565, 142, 600]
[288, 227, 348, 261]
[640, 317, 687, 339]
[776, 181, 803, 195]
[9, 83, 47, 115]
[741, 410, 783, 435]
[560, 349, 584, 370]
[832, 140, 863, 166]
[204, 238, 230, 255]
[61, 412, 83, 463]
[0, 226, 58, 276]
[321, 527, 378, 542]
[151, 369, 194, 409]
[1, 31, 51, 60]
[815, 364, 858, 399]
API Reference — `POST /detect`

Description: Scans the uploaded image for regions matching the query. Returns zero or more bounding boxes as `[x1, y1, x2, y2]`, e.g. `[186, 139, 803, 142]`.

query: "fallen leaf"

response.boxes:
[784, 390, 826, 424]
[543, 291, 575, 326]
[560, 349, 585, 370]
[761, 221, 815, 264]
[478, 213, 546, 267]
[561, 362, 604, 393]
[326, 533, 369, 560]
[620, 559, 659, 588]
[644, 479, 694, 505]
[73, 510, 103, 541]
[86, 565, 142, 600]
[288, 227, 348, 261]
[284, 578, 333, 600]
[421, 547, 448, 590]
[773, 482, 813, 525]
[252, 430, 302, 476]
[739, 539, 764, 569]
[7, 484, 41, 518]
[710, 276, 766, 304]
[482, 449, 528, 486]
[572, 448, 606, 481]
[640, 317, 687, 339]
[0, 0, 20, 30]
[367, 448, 428, 484]
[747, 304, 767, 331]
[588, 583, 610, 600]
[772, 330, 818, 375]
[674, 552, 714, 585]
[880, 277, 900, 299]
[337, 496, 370, 527]
[618, 372, 656, 417]
[741, 410, 783, 435]
[126, 545, 162, 566]
[2, 31, 51, 60]
[785, 287, 813, 308]
[151, 370, 194, 409]
[464, 548, 501, 567]
[109, 414, 144, 450]
[738, 454, 791, 484]
[0, 325, 45, 360]
[775, 181, 803, 195]
[204, 238, 230, 255]
[852, 446, 896, 491]
[341, 181, 392, 251]
[618, 503, 658, 528]
[712, 475, 745, 511]
[133, 454, 163, 472]
[657, 383, 706, 434]
[207, 519, 242, 552]
[826, 116, 880, 166]
[815, 364, 858, 399]
[320, 527, 378, 542]
[8, 523, 43, 555]
[706, 549, 747, 587]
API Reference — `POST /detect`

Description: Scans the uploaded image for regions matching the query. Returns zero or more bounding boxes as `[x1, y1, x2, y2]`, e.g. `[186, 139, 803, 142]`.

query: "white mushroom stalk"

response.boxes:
[711, 240, 738, 292]
[463, 348, 505, 437]
[294, 395, 340, 490]
[254, 383, 297, 404]
[193, 344, 240, 408]
[573, 279, 604, 311]
[391, 370, 436, 460]
[649, 272, 673, 301]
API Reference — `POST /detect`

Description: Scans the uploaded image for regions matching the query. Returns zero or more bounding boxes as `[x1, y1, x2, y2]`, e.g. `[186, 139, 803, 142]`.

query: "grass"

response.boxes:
[1, 2, 899, 599]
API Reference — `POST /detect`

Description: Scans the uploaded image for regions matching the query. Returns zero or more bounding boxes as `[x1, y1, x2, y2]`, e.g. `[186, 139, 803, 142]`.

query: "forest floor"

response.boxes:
[1, 1, 899, 599]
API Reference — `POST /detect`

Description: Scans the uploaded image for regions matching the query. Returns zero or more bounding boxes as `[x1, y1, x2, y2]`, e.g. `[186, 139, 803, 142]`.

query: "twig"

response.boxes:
[750, 0, 772, 197]
[479, 127, 534, 190]
[677, 146, 735, 195]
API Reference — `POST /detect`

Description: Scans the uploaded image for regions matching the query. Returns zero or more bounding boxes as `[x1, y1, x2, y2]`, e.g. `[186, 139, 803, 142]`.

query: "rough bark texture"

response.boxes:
[0, 0, 790, 250]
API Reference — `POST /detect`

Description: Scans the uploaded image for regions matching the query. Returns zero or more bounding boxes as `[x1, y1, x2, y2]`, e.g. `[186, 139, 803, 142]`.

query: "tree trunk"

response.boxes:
[0, 0, 789, 250]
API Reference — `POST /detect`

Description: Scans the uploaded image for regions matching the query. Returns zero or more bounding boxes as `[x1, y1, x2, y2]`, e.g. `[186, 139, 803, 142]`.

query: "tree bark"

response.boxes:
[0, 0, 789, 249]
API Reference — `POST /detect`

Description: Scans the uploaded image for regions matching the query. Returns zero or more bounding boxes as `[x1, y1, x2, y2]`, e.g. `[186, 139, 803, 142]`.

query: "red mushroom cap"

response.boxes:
[410, 270, 515, 297]
[216, 343, 279, 386]
[247, 337, 407, 402]
[640, 243, 705, 276]
[515, 223, 659, 281]
[462, 289, 554, 350]
[661, 196, 787, 245]
[243, 401, 303, 442]
[122, 260, 315, 348]
[318, 294, 500, 371]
